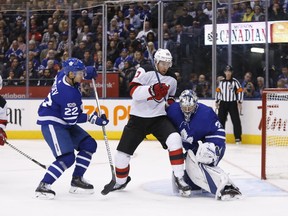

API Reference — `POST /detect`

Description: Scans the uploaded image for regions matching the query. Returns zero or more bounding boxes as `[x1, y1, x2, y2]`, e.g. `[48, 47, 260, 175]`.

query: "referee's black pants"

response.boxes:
[218, 101, 242, 141]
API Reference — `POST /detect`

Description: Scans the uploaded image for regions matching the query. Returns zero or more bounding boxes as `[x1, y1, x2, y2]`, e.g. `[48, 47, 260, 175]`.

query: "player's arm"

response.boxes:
[129, 68, 169, 101]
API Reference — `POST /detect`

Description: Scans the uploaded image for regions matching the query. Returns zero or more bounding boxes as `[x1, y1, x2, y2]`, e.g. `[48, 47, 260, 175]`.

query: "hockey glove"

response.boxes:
[196, 141, 219, 165]
[0, 128, 7, 146]
[85, 66, 98, 80]
[88, 112, 109, 126]
[148, 83, 170, 101]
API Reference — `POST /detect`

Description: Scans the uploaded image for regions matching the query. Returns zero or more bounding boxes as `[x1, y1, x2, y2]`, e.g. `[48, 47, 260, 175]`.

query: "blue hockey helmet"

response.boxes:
[179, 89, 198, 122]
[62, 58, 86, 76]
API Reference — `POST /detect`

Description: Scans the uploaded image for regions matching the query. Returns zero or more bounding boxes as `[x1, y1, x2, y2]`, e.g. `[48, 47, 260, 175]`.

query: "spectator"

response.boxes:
[81, 82, 93, 97]
[37, 68, 54, 86]
[107, 40, 119, 63]
[203, 2, 213, 23]
[126, 8, 141, 30]
[10, 16, 25, 42]
[76, 25, 91, 45]
[240, 72, 253, 88]
[57, 31, 73, 56]
[40, 40, 56, 62]
[28, 40, 40, 61]
[143, 41, 156, 60]
[3, 57, 23, 79]
[132, 50, 147, 68]
[82, 50, 94, 66]
[41, 24, 60, 47]
[242, 6, 255, 22]
[119, 17, 134, 39]
[114, 48, 133, 72]
[6, 70, 19, 86]
[136, 20, 155, 40]
[72, 41, 87, 60]
[195, 74, 211, 98]
[255, 76, 265, 97]
[41, 49, 59, 69]
[277, 78, 287, 88]
[243, 82, 259, 98]
[5, 40, 24, 63]
[252, 5, 265, 21]
[277, 65, 288, 88]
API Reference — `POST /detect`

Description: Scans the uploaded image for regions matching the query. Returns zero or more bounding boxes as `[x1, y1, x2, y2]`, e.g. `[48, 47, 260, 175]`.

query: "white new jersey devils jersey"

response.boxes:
[129, 66, 177, 118]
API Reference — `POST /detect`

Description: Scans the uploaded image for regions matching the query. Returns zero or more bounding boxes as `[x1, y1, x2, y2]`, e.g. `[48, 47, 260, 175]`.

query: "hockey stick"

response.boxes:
[5, 140, 46, 169]
[142, 15, 163, 87]
[91, 79, 116, 195]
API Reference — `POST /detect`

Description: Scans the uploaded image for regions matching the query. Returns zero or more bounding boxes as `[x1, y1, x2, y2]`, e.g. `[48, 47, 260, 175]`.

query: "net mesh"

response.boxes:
[264, 91, 288, 178]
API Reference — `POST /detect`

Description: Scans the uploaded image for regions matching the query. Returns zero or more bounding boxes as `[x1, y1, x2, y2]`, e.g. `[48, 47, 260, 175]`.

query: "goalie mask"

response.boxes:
[179, 90, 199, 122]
[154, 48, 172, 70]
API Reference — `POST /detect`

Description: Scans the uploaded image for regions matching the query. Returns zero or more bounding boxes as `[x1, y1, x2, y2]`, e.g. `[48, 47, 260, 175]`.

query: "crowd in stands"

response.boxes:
[0, 0, 287, 98]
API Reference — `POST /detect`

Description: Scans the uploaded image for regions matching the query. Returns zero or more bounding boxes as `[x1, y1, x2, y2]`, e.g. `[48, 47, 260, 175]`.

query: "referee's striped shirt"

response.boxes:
[215, 78, 243, 102]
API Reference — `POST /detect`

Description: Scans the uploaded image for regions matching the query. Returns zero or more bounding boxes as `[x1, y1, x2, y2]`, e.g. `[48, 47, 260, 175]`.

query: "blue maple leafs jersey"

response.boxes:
[167, 102, 226, 151]
[37, 71, 87, 127]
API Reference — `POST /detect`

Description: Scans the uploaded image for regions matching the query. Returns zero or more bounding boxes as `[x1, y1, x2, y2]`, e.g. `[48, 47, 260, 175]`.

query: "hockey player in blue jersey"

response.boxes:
[35, 58, 109, 199]
[167, 89, 242, 200]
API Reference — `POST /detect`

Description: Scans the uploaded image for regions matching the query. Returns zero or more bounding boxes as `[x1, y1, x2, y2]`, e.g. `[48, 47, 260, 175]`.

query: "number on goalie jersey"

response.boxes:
[167, 90, 241, 200]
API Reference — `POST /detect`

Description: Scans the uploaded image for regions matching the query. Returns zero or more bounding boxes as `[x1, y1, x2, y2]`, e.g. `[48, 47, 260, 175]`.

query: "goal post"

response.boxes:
[261, 88, 288, 180]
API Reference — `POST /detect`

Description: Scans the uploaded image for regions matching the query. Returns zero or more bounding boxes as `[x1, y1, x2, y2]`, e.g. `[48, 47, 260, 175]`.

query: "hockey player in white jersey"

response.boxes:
[167, 89, 242, 200]
[105, 48, 191, 196]
[0, 76, 8, 147]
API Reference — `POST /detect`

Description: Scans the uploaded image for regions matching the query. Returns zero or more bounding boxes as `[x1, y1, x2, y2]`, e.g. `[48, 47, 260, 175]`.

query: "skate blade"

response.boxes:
[179, 189, 191, 197]
[220, 194, 242, 201]
[35, 192, 55, 200]
[69, 186, 94, 194]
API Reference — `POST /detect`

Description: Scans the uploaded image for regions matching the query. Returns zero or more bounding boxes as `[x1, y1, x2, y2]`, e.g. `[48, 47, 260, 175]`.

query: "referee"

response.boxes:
[215, 65, 243, 145]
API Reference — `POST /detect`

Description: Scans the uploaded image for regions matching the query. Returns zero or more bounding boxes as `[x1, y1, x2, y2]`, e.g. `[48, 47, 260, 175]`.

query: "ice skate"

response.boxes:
[173, 174, 191, 197]
[111, 176, 131, 191]
[69, 176, 94, 194]
[217, 184, 242, 201]
[35, 182, 56, 200]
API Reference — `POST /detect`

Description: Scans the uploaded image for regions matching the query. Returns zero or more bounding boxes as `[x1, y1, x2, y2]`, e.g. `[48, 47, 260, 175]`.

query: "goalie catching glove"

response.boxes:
[196, 141, 219, 165]
[148, 83, 170, 101]
[88, 112, 109, 126]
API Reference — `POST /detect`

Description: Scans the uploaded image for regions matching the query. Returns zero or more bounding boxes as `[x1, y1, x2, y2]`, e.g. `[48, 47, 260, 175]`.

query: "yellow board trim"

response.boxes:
[6, 131, 262, 145]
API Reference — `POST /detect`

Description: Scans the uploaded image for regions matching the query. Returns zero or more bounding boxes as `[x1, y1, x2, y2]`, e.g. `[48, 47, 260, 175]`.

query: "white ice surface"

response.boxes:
[1, 140, 288, 216]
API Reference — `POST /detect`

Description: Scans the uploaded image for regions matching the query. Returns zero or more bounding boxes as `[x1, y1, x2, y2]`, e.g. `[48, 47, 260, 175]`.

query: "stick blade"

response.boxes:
[101, 179, 116, 195]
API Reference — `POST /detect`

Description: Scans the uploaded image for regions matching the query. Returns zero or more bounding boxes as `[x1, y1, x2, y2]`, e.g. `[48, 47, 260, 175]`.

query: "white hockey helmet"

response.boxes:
[154, 48, 172, 68]
[179, 89, 199, 122]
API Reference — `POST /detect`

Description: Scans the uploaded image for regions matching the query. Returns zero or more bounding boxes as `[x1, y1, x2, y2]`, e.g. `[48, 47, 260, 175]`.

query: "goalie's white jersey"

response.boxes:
[129, 65, 177, 118]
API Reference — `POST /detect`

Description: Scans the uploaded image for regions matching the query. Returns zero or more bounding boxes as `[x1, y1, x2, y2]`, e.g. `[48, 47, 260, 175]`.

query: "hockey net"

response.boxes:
[261, 88, 288, 179]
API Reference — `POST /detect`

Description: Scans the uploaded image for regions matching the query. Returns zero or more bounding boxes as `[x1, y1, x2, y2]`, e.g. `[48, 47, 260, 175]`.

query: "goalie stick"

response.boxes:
[91, 79, 116, 195]
[5, 140, 46, 169]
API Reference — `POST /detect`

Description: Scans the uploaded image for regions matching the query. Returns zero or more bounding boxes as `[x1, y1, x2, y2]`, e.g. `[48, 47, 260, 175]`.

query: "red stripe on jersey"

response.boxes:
[116, 166, 130, 178]
[0, 120, 7, 126]
[169, 149, 184, 165]
[129, 82, 141, 97]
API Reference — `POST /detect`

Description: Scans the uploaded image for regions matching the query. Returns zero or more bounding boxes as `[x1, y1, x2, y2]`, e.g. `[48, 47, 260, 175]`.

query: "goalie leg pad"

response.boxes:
[185, 149, 240, 200]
